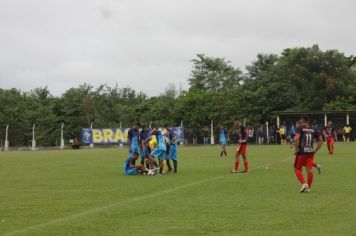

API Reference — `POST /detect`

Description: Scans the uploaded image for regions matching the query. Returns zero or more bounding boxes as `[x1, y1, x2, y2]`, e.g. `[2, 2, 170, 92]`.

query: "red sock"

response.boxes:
[307, 170, 313, 188]
[294, 168, 305, 185]
[244, 161, 248, 171]
[312, 162, 317, 168]
[234, 161, 239, 172]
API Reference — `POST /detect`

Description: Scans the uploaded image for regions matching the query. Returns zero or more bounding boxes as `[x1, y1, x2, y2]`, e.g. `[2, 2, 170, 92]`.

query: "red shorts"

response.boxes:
[237, 143, 247, 155]
[294, 154, 314, 169]
[326, 137, 334, 144]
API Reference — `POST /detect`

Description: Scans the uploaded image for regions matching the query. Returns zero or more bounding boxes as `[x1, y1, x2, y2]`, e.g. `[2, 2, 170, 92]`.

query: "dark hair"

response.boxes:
[141, 124, 146, 129]
[300, 116, 310, 122]
[133, 151, 139, 156]
[133, 122, 141, 127]
[164, 124, 170, 128]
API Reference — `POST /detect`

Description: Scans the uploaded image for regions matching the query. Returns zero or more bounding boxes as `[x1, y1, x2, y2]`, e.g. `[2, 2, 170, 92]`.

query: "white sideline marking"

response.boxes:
[4, 157, 292, 236]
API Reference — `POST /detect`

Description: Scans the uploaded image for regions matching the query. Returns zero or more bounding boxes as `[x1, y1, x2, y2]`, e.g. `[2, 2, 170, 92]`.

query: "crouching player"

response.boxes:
[147, 127, 166, 175]
[165, 124, 178, 174]
[294, 116, 322, 193]
[123, 152, 146, 175]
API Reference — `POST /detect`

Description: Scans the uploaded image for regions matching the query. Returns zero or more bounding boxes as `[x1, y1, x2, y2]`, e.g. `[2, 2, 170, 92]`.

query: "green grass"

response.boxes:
[0, 144, 356, 236]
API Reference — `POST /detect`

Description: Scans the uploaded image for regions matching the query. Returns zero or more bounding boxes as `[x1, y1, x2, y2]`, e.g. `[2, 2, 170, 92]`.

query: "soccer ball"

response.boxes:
[147, 169, 156, 176]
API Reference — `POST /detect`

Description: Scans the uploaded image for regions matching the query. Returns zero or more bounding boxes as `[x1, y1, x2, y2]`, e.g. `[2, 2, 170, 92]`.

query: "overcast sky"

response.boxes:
[1, 0, 355, 96]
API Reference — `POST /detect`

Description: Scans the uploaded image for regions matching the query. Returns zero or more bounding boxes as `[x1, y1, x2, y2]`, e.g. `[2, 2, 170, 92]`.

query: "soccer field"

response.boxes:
[0, 144, 356, 236]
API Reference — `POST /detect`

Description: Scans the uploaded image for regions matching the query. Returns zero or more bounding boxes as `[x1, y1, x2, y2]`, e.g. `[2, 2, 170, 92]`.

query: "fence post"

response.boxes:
[180, 120, 184, 146]
[266, 121, 269, 144]
[89, 123, 94, 149]
[32, 124, 36, 151]
[60, 123, 64, 149]
[210, 120, 215, 145]
[4, 125, 9, 151]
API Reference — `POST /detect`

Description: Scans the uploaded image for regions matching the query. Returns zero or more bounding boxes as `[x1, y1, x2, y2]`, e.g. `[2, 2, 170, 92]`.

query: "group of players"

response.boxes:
[219, 117, 336, 193]
[123, 123, 178, 176]
[123, 117, 336, 193]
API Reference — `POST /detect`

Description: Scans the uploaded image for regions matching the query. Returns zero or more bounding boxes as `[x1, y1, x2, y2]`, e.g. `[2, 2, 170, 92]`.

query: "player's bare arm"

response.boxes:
[314, 136, 323, 154]
[294, 133, 300, 155]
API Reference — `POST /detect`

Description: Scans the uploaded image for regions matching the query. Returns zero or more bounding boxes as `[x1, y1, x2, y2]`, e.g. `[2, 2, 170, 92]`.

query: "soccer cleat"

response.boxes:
[230, 170, 238, 174]
[307, 188, 312, 193]
[299, 183, 309, 193]
[317, 165, 321, 175]
[165, 169, 173, 174]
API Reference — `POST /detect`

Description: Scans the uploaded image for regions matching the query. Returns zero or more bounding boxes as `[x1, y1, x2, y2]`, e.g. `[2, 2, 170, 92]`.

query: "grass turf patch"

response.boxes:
[1, 144, 356, 235]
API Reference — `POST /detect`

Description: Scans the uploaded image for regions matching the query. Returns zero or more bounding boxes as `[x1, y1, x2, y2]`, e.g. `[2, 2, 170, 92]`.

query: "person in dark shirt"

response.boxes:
[127, 122, 140, 160]
[123, 152, 146, 175]
[232, 119, 249, 173]
[165, 124, 178, 173]
[203, 127, 209, 145]
[139, 125, 151, 166]
[294, 116, 322, 193]
[323, 121, 335, 156]
[148, 127, 166, 175]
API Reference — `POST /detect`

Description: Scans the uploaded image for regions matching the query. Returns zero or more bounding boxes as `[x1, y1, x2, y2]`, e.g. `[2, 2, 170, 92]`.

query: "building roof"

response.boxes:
[274, 110, 356, 115]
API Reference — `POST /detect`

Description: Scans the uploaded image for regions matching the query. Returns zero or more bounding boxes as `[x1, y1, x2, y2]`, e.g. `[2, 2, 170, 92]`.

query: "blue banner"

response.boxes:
[82, 127, 184, 144]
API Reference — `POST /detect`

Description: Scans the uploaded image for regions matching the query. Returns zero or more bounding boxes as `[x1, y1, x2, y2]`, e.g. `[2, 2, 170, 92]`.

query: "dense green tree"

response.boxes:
[1, 45, 356, 146]
[189, 54, 242, 92]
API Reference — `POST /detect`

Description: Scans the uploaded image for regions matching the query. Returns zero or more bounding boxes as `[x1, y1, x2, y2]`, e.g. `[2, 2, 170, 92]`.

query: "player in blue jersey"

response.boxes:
[148, 127, 166, 175]
[127, 122, 140, 162]
[219, 124, 228, 157]
[123, 152, 146, 175]
[165, 124, 178, 173]
[139, 125, 151, 166]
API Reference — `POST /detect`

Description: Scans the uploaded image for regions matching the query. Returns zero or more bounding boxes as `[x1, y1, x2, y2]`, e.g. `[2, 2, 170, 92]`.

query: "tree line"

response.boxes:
[1, 45, 356, 146]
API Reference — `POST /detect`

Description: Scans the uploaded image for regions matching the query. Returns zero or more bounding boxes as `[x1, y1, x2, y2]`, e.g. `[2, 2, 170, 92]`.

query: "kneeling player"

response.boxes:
[123, 152, 146, 175]
[294, 116, 322, 193]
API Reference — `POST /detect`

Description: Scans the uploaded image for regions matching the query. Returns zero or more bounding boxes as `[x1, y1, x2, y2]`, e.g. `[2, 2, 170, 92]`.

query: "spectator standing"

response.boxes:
[276, 126, 281, 144]
[279, 125, 286, 144]
[343, 124, 352, 142]
[290, 124, 296, 146]
[202, 127, 209, 145]
[258, 126, 264, 144]
[268, 126, 275, 144]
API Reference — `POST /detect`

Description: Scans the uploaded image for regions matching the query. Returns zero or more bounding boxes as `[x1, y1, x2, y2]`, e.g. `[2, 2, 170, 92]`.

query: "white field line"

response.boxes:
[3, 157, 293, 236]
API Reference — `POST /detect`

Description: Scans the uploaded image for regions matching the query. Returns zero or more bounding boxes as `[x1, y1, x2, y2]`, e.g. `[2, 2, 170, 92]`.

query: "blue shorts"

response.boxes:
[140, 147, 148, 159]
[167, 145, 177, 161]
[129, 146, 139, 158]
[124, 167, 138, 175]
[151, 148, 165, 160]
[220, 138, 227, 145]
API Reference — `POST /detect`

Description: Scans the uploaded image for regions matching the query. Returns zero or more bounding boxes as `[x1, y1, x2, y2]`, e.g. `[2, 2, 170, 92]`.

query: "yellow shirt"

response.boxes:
[279, 127, 285, 135]
[343, 126, 352, 134]
[149, 135, 157, 150]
